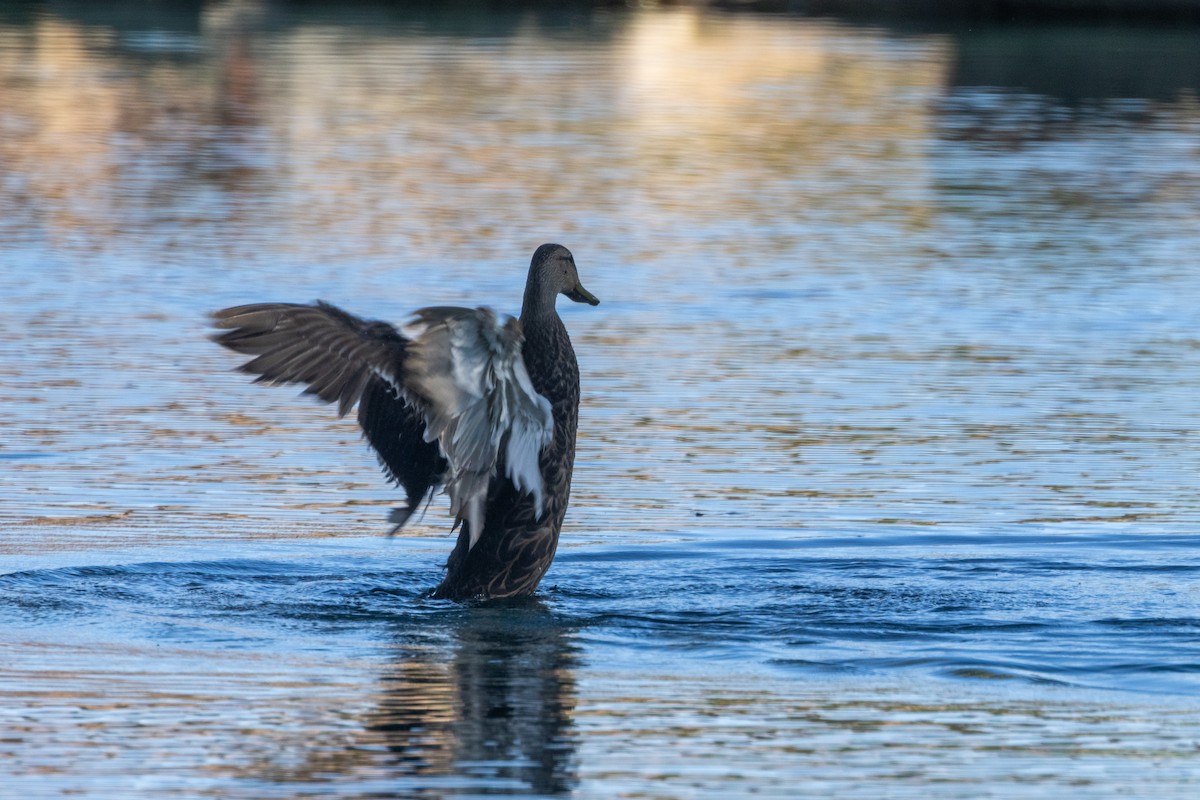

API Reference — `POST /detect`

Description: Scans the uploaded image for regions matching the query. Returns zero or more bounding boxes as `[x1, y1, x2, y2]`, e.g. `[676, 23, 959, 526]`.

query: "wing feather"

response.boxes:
[406, 306, 554, 549]
[212, 301, 447, 528]
[212, 301, 553, 542]
[212, 302, 407, 409]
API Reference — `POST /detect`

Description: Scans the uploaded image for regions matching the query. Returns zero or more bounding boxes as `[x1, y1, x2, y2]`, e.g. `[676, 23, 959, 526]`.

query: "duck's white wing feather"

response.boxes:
[405, 307, 554, 549]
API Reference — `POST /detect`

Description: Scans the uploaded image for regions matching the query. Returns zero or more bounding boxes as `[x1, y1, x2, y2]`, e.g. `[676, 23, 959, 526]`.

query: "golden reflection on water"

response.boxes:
[0, 4, 962, 547]
[0, 6, 950, 257]
[619, 13, 947, 233]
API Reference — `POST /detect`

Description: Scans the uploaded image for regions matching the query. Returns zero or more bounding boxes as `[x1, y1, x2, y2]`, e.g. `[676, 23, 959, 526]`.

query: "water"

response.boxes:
[3, 2, 1200, 797]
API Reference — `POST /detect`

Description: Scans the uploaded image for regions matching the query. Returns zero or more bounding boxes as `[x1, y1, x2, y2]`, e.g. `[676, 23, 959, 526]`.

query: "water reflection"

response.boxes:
[949, 25, 1200, 104]
[4, 3, 1196, 273]
[267, 604, 579, 796]
[371, 606, 579, 796]
[0, 2, 954, 261]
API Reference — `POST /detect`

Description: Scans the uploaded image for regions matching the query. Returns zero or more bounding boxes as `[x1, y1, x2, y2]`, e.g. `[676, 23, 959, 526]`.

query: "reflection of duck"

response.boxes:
[212, 244, 599, 599]
[367, 604, 579, 794]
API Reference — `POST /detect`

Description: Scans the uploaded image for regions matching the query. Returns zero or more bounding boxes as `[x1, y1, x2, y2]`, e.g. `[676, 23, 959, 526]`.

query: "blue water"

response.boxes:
[3, 3, 1200, 797]
[4, 530, 1200, 797]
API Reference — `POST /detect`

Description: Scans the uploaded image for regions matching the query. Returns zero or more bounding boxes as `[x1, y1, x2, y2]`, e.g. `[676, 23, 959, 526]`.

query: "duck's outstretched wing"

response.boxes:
[211, 302, 445, 525]
[406, 306, 554, 550]
[212, 302, 406, 415]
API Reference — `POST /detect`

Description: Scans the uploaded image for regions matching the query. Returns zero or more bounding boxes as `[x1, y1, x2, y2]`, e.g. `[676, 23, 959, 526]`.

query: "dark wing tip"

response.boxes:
[211, 303, 265, 323]
[210, 301, 411, 421]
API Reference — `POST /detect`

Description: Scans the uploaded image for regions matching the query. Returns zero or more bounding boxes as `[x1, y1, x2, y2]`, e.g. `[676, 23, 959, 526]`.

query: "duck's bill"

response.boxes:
[567, 283, 600, 306]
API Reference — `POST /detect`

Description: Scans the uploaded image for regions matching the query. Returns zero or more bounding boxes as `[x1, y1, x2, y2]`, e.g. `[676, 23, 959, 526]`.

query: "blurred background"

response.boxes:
[3, 0, 1199, 538]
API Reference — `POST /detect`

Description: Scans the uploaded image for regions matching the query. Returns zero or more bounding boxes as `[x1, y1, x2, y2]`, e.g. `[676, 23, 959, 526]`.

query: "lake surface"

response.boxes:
[3, 2, 1200, 797]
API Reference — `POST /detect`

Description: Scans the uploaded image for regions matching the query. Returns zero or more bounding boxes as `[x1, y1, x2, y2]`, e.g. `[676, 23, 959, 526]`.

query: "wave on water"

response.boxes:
[2, 530, 1198, 696]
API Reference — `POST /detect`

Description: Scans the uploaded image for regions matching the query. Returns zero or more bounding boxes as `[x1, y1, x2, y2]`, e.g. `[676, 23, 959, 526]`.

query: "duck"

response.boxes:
[211, 244, 599, 600]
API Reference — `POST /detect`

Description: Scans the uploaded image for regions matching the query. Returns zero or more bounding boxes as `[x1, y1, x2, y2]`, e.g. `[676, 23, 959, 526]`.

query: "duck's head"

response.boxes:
[524, 243, 599, 316]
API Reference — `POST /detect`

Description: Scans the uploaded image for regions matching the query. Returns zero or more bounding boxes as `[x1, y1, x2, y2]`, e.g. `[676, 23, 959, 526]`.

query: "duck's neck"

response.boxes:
[520, 280, 559, 326]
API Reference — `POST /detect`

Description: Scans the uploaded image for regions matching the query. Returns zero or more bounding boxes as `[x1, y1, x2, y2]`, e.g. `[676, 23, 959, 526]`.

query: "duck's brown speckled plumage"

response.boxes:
[211, 244, 597, 601]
